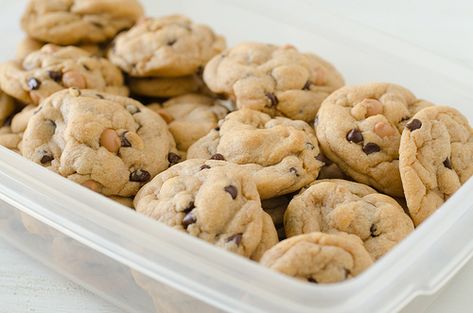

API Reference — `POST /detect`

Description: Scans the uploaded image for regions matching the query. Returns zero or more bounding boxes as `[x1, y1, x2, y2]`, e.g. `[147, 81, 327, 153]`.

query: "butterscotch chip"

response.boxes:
[21, 89, 177, 197]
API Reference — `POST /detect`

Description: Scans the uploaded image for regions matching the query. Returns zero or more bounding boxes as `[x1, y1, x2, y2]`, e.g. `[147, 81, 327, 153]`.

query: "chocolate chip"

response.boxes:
[168, 152, 181, 165]
[182, 211, 196, 228]
[167, 38, 177, 46]
[370, 224, 379, 237]
[443, 157, 452, 169]
[214, 127, 220, 131]
[346, 128, 363, 143]
[226, 233, 242, 245]
[27, 77, 41, 90]
[406, 119, 422, 131]
[302, 81, 311, 90]
[344, 268, 351, 279]
[126, 104, 140, 114]
[129, 169, 151, 182]
[96, 93, 104, 99]
[120, 132, 132, 147]
[224, 185, 238, 199]
[183, 202, 195, 213]
[400, 116, 410, 122]
[265, 92, 278, 107]
[48, 70, 63, 82]
[315, 153, 332, 166]
[200, 164, 211, 170]
[210, 153, 225, 161]
[40, 152, 53, 164]
[362, 143, 381, 155]
[82, 64, 91, 71]
[289, 167, 299, 176]
[307, 277, 318, 284]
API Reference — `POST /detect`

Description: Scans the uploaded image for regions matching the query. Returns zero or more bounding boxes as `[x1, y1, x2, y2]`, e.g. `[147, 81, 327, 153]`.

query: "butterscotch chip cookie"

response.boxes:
[128, 75, 204, 98]
[21, 0, 144, 45]
[108, 15, 226, 77]
[21, 89, 177, 197]
[15, 37, 103, 61]
[187, 109, 323, 199]
[134, 159, 278, 260]
[203, 42, 344, 122]
[399, 106, 473, 225]
[316, 83, 432, 197]
[148, 94, 228, 152]
[0, 45, 128, 105]
[284, 179, 414, 260]
[260, 232, 373, 283]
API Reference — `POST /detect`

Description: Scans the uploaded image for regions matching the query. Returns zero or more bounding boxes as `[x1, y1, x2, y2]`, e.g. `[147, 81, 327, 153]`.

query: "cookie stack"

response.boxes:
[108, 15, 226, 99]
[0, 0, 471, 288]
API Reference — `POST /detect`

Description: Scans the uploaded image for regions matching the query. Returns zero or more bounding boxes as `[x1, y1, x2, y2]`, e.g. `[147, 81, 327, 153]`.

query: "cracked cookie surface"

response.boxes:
[284, 179, 414, 260]
[108, 15, 226, 77]
[260, 232, 373, 283]
[399, 106, 473, 225]
[134, 159, 278, 260]
[21, 89, 176, 197]
[0, 45, 128, 105]
[316, 83, 432, 197]
[203, 42, 344, 122]
[148, 94, 228, 152]
[187, 109, 323, 199]
[21, 0, 144, 45]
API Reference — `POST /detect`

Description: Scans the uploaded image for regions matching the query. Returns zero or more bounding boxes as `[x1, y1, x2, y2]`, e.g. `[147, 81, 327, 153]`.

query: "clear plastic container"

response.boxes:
[1, 1, 473, 313]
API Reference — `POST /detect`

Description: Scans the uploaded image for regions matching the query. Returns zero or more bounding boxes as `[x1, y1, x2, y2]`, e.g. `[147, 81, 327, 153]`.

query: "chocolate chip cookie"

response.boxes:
[148, 94, 228, 152]
[316, 83, 432, 197]
[0, 45, 128, 105]
[0, 105, 35, 151]
[134, 159, 278, 260]
[260, 232, 373, 283]
[284, 179, 414, 260]
[108, 15, 226, 77]
[128, 75, 204, 98]
[21, 89, 177, 197]
[399, 106, 473, 225]
[21, 0, 144, 45]
[187, 109, 323, 199]
[203, 42, 344, 122]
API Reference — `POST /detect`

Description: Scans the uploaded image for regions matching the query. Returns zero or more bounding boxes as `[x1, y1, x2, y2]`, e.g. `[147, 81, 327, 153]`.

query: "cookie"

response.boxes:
[128, 75, 204, 98]
[0, 45, 128, 105]
[15, 37, 103, 61]
[134, 159, 279, 260]
[284, 179, 414, 260]
[148, 94, 228, 152]
[187, 109, 323, 199]
[21, 89, 177, 197]
[260, 232, 373, 283]
[0, 105, 35, 152]
[399, 106, 473, 225]
[21, 0, 144, 45]
[203, 42, 344, 122]
[0, 88, 16, 125]
[108, 15, 226, 77]
[316, 83, 432, 197]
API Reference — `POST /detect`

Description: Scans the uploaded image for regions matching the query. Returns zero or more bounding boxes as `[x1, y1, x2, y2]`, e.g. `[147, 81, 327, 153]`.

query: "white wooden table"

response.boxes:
[0, 1, 472, 313]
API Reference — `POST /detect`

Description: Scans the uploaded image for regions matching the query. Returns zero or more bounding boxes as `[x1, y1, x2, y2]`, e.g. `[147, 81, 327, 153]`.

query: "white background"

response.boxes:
[0, 1, 472, 313]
